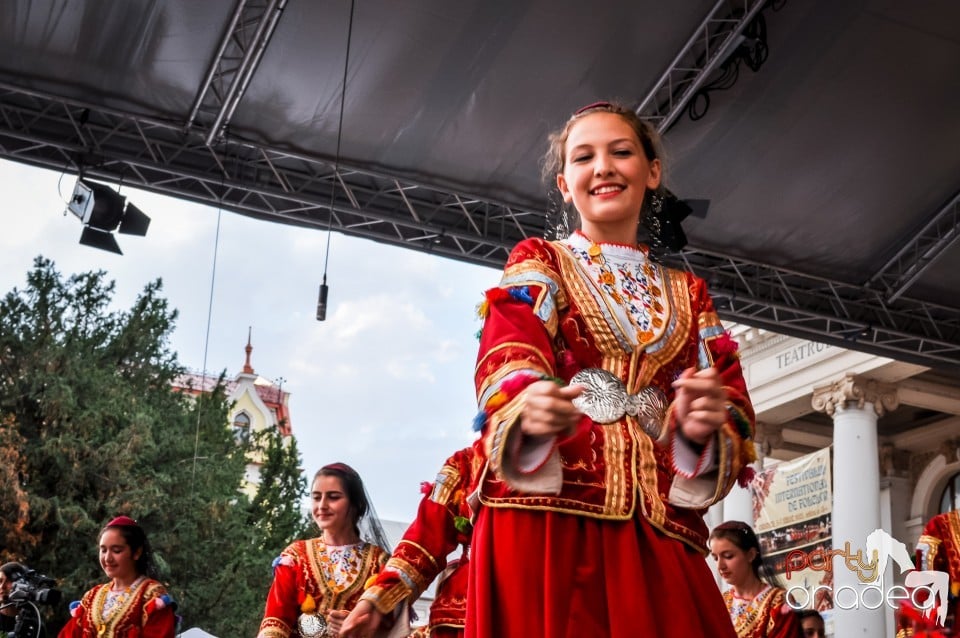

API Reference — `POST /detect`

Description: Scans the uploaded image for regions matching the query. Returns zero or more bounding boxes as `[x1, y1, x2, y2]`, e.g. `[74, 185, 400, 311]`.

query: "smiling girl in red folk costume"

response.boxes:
[466, 101, 757, 638]
[710, 521, 801, 638]
[58, 516, 176, 638]
[258, 463, 395, 638]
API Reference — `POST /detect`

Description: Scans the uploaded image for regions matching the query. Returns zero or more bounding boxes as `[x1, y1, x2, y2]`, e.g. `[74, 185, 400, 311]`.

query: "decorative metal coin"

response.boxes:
[630, 385, 669, 439]
[571, 368, 669, 437]
[570, 368, 628, 424]
[297, 612, 329, 638]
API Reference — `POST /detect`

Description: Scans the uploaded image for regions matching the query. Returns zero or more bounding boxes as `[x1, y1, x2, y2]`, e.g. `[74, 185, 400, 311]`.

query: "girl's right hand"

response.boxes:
[520, 380, 584, 438]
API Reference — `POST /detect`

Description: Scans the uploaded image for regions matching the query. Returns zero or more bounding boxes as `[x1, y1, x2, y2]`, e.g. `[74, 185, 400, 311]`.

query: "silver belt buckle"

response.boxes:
[297, 612, 329, 638]
[570, 368, 668, 438]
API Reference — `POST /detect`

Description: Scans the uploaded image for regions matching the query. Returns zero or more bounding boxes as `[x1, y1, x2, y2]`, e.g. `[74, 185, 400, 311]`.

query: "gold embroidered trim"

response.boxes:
[430, 464, 461, 506]
[395, 540, 440, 575]
[304, 539, 381, 612]
[501, 259, 564, 337]
[918, 534, 943, 571]
[554, 243, 626, 357]
[476, 342, 552, 403]
[90, 578, 150, 636]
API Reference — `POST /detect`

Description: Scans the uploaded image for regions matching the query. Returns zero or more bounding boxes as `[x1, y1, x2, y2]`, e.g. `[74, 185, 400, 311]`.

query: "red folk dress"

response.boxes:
[723, 586, 801, 638]
[258, 538, 388, 638]
[468, 232, 756, 638]
[58, 578, 175, 638]
[911, 509, 960, 634]
[362, 447, 481, 638]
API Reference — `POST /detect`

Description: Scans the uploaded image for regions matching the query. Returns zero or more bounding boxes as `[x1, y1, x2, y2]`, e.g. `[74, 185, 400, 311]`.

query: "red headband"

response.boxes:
[574, 101, 614, 115]
[107, 515, 139, 528]
[321, 462, 359, 477]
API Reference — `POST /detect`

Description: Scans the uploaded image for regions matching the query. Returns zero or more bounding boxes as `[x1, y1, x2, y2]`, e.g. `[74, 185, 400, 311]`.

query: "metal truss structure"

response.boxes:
[2, 83, 957, 370]
[635, 0, 769, 133]
[186, 0, 289, 145]
[867, 191, 960, 304]
[0, 84, 540, 268]
[1, 0, 959, 370]
[670, 250, 960, 370]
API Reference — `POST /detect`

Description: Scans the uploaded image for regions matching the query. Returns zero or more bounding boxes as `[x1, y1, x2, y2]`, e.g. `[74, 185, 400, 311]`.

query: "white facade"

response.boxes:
[711, 327, 960, 636]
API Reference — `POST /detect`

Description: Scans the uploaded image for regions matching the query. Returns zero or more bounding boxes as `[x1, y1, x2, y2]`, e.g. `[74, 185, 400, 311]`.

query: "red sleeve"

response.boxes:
[363, 449, 475, 614]
[258, 552, 301, 638]
[141, 605, 176, 638]
[58, 586, 97, 638]
[690, 273, 757, 485]
[767, 593, 802, 638]
[57, 616, 82, 638]
[474, 239, 562, 479]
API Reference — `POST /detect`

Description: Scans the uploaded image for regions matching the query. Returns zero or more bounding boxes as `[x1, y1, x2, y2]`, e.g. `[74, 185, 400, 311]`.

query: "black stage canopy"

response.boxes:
[1, 0, 958, 369]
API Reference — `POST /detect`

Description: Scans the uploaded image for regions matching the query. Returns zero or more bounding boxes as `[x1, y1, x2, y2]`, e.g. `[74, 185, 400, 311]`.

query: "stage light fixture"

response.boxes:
[66, 179, 151, 255]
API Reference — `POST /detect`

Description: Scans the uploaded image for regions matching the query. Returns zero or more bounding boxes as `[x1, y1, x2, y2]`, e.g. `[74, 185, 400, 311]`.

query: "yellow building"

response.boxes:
[174, 331, 292, 491]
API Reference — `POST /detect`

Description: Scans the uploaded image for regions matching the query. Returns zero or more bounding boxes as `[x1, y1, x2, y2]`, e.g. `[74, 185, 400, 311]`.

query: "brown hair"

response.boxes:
[313, 462, 368, 535]
[100, 517, 160, 579]
[709, 520, 769, 582]
[541, 101, 664, 186]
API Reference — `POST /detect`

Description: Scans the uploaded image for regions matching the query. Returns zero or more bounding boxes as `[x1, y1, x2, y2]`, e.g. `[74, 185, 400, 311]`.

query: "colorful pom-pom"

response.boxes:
[486, 389, 508, 411]
[726, 404, 753, 440]
[145, 594, 175, 614]
[364, 575, 378, 590]
[69, 600, 81, 617]
[499, 373, 538, 396]
[300, 593, 317, 613]
[453, 516, 471, 534]
[419, 481, 433, 496]
[507, 286, 534, 306]
[472, 410, 487, 432]
[271, 555, 293, 574]
[476, 299, 490, 319]
[712, 332, 740, 357]
[736, 466, 756, 489]
[475, 328, 483, 340]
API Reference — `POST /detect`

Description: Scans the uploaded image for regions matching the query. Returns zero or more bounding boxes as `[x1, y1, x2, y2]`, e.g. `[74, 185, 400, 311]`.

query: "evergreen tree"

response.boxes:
[248, 426, 312, 553]
[0, 257, 309, 636]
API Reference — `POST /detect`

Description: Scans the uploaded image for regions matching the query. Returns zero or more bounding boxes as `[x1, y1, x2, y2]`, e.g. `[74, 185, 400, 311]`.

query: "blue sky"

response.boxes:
[1, 157, 490, 523]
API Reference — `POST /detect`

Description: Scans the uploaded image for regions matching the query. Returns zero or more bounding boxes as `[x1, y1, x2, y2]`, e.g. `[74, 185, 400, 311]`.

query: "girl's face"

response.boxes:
[99, 529, 141, 583]
[709, 536, 757, 589]
[801, 616, 826, 638]
[556, 111, 661, 242]
[311, 474, 354, 538]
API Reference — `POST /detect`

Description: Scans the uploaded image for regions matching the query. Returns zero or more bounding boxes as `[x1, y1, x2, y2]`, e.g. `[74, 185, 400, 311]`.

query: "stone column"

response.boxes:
[812, 374, 898, 638]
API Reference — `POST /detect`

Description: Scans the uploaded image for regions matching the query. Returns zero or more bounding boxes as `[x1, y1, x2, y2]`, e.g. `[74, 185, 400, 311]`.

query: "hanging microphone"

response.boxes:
[316, 278, 329, 321]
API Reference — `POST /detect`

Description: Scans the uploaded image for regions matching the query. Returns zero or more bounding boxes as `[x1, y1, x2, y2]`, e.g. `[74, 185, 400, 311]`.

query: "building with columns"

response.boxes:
[709, 326, 960, 637]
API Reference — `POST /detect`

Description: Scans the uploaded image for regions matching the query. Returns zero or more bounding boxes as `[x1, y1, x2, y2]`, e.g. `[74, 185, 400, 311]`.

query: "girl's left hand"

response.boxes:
[671, 367, 728, 445]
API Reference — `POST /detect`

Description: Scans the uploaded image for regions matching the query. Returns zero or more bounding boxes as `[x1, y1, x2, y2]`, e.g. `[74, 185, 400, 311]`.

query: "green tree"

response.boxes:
[0, 257, 309, 636]
[248, 426, 312, 553]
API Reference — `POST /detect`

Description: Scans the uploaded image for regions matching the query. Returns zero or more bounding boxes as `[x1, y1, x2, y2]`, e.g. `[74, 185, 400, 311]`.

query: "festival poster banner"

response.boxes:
[750, 447, 834, 619]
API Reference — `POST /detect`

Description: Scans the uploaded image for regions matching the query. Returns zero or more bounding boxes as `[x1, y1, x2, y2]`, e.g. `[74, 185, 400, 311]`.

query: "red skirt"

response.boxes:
[466, 506, 737, 638]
